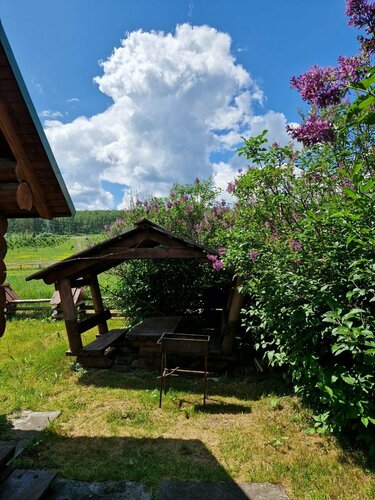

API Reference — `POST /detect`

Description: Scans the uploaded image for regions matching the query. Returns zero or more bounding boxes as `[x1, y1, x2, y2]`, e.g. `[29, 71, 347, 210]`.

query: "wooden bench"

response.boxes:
[76, 329, 127, 368]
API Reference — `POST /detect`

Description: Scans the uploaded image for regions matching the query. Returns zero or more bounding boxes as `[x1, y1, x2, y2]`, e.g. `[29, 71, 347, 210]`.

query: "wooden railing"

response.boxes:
[7, 298, 123, 319]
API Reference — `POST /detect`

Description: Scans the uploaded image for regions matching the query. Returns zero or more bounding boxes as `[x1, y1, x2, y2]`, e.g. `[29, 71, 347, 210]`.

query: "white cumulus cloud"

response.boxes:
[45, 24, 291, 209]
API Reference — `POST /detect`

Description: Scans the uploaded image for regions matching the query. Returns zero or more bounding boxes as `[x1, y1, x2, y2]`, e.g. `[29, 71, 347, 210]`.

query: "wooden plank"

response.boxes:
[0, 443, 15, 468]
[13, 299, 51, 304]
[127, 316, 182, 339]
[78, 328, 126, 356]
[76, 309, 111, 335]
[0, 469, 56, 500]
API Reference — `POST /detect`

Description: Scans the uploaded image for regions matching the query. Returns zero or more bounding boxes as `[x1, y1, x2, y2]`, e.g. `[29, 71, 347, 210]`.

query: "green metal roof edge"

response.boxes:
[0, 21, 76, 217]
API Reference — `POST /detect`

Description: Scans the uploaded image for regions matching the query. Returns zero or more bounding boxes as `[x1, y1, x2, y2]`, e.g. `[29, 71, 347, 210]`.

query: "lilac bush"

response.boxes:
[222, 1, 375, 451]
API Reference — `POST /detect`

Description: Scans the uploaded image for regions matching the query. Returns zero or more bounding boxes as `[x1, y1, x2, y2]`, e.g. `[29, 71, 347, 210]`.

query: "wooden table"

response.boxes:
[126, 316, 182, 341]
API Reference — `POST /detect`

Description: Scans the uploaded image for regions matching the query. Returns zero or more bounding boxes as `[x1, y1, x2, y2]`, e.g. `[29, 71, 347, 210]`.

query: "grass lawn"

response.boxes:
[0, 319, 373, 498]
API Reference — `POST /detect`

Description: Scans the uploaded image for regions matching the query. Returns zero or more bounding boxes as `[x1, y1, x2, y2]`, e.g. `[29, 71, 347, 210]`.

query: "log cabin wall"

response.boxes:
[0, 216, 7, 337]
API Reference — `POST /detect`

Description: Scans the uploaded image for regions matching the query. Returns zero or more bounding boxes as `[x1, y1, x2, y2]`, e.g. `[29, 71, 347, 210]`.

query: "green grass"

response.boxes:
[0, 319, 374, 499]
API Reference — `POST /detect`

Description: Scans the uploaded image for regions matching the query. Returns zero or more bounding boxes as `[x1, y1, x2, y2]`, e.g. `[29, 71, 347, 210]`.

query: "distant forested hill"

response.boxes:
[8, 210, 123, 235]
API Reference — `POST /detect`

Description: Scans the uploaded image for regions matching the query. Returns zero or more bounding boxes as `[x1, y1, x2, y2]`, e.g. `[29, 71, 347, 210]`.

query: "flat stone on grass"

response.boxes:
[45, 479, 150, 499]
[155, 481, 289, 500]
[9, 411, 61, 433]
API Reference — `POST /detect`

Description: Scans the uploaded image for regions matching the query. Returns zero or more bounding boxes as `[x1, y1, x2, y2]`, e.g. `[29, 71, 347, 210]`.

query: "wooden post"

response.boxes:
[221, 277, 245, 356]
[58, 278, 82, 354]
[0, 216, 7, 337]
[89, 274, 108, 335]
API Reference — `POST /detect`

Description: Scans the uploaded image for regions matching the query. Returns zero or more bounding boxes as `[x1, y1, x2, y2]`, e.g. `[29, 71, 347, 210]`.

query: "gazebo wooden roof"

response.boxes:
[27, 218, 212, 286]
[26, 219, 216, 356]
[0, 22, 75, 337]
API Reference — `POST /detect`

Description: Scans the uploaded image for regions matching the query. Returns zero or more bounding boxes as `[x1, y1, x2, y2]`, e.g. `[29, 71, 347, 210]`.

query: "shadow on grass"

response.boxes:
[77, 368, 291, 402]
[15, 432, 250, 495]
[194, 399, 252, 414]
[0, 414, 13, 440]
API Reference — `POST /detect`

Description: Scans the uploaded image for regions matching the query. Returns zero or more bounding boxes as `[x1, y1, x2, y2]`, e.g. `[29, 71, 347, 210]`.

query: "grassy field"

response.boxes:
[5, 235, 89, 267]
[0, 319, 374, 499]
[4, 236, 116, 300]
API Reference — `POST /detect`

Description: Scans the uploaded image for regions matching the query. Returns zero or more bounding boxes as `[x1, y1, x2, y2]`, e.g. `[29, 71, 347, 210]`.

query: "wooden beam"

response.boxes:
[221, 277, 245, 356]
[79, 248, 207, 260]
[76, 309, 111, 335]
[89, 275, 108, 335]
[0, 101, 52, 218]
[57, 278, 82, 354]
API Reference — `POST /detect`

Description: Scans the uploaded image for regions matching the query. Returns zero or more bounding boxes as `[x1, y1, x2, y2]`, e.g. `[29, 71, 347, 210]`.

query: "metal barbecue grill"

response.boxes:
[157, 332, 210, 408]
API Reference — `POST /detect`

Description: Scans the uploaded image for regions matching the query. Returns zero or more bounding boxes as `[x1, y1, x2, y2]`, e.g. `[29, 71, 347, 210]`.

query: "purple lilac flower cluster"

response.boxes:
[290, 240, 303, 252]
[287, 116, 336, 147]
[248, 251, 259, 260]
[288, 1, 373, 146]
[290, 54, 366, 110]
[346, 0, 375, 33]
[290, 65, 340, 108]
[206, 253, 224, 271]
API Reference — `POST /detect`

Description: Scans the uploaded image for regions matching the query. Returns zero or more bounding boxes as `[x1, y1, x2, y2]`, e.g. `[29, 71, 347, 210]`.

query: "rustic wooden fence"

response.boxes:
[7, 298, 123, 319]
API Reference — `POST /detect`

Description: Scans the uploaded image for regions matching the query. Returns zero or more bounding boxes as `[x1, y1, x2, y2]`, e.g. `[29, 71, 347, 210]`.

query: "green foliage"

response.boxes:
[346, 67, 375, 126]
[222, 120, 375, 450]
[108, 179, 231, 323]
[111, 259, 229, 322]
[6, 233, 65, 250]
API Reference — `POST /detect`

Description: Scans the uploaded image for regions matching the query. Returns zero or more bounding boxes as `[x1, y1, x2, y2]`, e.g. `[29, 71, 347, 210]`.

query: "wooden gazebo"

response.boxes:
[27, 219, 244, 367]
[0, 22, 75, 336]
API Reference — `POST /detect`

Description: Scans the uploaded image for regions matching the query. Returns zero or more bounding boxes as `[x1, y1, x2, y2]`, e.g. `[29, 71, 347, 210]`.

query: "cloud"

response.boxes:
[40, 110, 64, 119]
[67, 97, 80, 103]
[45, 24, 292, 209]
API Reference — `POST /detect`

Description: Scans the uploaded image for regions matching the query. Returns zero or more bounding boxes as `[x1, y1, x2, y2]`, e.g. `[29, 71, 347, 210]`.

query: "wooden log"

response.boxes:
[0, 234, 7, 260]
[58, 278, 82, 355]
[0, 259, 7, 285]
[16, 181, 33, 211]
[89, 274, 108, 335]
[0, 102, 52, 219]
[0, 158, 17, 182]
[0, 215, 6, 338]
[0, 216, 8, 234]
[221, 277, 245, 356]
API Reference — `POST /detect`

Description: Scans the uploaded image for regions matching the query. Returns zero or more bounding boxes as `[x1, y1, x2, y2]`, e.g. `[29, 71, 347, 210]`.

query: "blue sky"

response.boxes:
[1, 1, 360, 209]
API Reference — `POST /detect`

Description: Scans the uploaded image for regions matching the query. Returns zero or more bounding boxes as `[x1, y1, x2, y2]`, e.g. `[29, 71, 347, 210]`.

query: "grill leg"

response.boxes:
[203, 354, 208, 407]
[159, 352, 166, 408]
